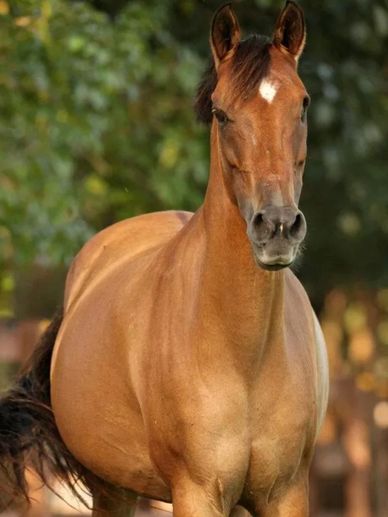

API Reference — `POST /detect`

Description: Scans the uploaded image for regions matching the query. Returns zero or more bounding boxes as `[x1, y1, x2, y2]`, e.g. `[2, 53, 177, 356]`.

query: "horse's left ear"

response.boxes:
[273, 1, 306, 61]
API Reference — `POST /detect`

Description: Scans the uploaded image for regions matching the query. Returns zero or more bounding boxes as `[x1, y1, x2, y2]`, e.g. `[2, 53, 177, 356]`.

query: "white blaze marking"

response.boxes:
[259, 79, 279, 103]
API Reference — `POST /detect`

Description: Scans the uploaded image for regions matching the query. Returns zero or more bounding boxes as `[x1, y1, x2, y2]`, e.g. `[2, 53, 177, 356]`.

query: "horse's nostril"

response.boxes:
[251, 211, 275, 242]
[253, 212, 264, 228]
[291, 213, 302, 233]
[289, 212, 307, 240]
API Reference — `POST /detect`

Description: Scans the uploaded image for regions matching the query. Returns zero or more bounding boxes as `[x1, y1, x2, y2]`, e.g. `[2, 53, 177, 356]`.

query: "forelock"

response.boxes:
[194, 35, 271, 124]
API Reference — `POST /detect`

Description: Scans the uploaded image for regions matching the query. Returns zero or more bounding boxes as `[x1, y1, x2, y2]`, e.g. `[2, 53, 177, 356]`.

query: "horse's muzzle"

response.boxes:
[247, 206, 307, 270]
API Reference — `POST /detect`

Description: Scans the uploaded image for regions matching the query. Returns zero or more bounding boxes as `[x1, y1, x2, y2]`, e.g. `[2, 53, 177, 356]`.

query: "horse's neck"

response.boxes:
[195, 126, 285, 361]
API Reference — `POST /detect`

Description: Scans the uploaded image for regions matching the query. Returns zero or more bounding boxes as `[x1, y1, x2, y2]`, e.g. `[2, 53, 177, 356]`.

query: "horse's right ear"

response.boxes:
[210, 4, 241, 70]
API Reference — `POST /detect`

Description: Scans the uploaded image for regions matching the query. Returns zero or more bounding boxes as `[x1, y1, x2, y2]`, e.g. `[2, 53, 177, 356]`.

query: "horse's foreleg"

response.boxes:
[92, 490, 137, 517]
[253, 478, 309, 517]
[230, 506, 251, 517]
[171, 480, 231, 517]
[230, 507, 251, 517]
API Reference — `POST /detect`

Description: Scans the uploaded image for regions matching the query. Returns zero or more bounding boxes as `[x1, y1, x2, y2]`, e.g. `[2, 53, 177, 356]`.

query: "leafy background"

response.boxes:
[1, 0, 387, 314]
[0, 0, 388, 513]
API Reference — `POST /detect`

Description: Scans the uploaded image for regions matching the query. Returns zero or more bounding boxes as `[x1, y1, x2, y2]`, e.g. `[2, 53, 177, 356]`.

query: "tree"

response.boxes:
[0, 0, 387, 313]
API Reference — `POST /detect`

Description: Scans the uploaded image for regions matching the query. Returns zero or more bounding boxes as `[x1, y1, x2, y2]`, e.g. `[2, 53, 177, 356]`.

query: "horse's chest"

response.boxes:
[247, 425, 306, 492]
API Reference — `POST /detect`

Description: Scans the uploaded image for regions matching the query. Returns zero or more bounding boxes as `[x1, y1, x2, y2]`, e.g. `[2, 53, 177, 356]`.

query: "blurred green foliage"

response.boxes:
[0, 0, 387, 315]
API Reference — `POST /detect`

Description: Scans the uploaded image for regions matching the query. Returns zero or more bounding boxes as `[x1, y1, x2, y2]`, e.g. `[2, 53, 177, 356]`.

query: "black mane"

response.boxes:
[194, 34, 271, 124]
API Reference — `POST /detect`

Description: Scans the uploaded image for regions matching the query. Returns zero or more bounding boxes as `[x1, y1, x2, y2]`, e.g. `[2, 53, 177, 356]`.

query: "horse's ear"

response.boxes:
[273, 1, 306, 61]
[210, 4, 241, 70]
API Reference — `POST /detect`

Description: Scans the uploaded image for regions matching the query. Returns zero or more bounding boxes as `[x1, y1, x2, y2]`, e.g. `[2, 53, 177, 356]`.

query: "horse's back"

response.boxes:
[64, 210, 193, 310]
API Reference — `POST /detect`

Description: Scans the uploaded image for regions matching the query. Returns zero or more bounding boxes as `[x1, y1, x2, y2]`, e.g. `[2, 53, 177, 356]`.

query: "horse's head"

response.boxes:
[197, 1, 309, 270]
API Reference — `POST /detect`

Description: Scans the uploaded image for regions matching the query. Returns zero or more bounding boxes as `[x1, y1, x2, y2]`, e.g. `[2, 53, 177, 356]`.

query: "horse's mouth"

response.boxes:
[254, 258, 293, 271]
[250, 241, 298, 271]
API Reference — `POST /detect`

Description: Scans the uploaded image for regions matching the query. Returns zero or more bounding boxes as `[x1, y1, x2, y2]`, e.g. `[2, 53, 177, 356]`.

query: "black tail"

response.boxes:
[0, 309, 116, 511]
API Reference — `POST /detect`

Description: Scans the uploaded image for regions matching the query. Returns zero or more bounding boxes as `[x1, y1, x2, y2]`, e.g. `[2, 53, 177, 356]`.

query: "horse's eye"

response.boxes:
[212, 108, 229, 127]
[301, 96, 310, 122]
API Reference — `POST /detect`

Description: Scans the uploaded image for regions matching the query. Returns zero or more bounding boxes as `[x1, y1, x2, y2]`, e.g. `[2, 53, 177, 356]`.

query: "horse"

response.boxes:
[0, 2, 329, 516]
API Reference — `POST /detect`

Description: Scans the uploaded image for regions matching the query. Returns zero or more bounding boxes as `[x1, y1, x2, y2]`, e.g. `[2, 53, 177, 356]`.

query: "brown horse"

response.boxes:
[0, 2, 328, 516]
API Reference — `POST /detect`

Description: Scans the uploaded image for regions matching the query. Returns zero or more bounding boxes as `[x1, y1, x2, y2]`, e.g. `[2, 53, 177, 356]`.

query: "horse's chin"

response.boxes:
[254, 258, 292, 271]
[250, 242, 297, 271]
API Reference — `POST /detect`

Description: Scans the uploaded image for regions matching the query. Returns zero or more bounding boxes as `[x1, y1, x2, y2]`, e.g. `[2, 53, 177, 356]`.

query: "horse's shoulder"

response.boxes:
[284, 270, 329, 432]
[64, 210, 193, 309]
[284, 269, 312, 317]
[284, 269, 325, 349]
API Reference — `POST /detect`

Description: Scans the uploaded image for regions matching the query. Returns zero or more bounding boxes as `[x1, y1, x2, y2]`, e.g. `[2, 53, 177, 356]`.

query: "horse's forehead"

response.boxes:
[257, 74, 299, 104]
[214, 49, 305, 111]
[258, 78, 280, 104]
[259, 52, 306, 103]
